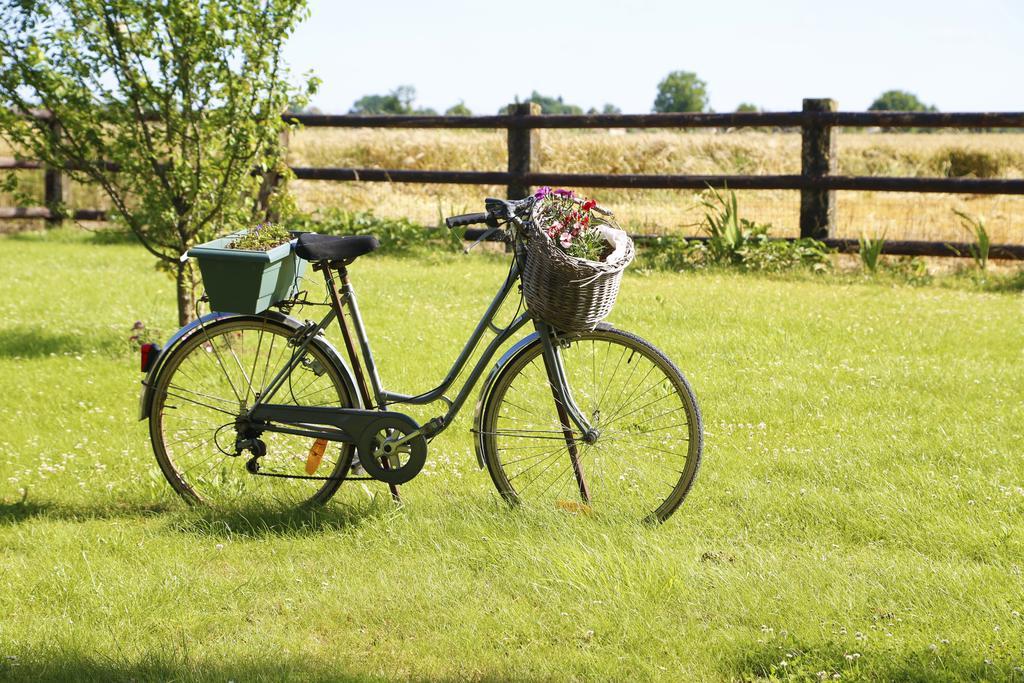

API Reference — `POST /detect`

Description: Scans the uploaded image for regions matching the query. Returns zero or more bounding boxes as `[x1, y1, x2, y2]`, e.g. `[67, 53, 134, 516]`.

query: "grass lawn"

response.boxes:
[1, 229, 1022, 681]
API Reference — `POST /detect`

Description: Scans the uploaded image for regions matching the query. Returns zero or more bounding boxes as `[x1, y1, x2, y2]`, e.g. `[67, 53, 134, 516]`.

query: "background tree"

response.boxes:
[351, 85, 436, 115]
[504, 91, 583, 115]
[587, 103, 622, 115]
[735, 102, 760, 113]
[0, 0, 314, 325]
[444, 101, 473, 116]
[393, 85, 416, 113]
[653, 71, 709, 113]
[350, 92, 407, 115]
[868, 90, 937, 112]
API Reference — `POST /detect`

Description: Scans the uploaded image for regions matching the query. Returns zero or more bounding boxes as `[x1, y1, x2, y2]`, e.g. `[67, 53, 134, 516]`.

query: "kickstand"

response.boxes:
[380, 456, 401, 503]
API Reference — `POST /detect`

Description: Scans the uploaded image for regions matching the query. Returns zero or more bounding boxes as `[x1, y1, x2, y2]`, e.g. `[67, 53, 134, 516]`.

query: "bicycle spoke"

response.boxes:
[199, 325, 243, 403]
[501, 442, 573, 467]
[510, 442, 572, 489]
[162, 389, 238, 417]
[218, 332, 252, 402]
[477, 429, 571, 440]
[166, 383, 238, 408]
[245, 326, 265, 402]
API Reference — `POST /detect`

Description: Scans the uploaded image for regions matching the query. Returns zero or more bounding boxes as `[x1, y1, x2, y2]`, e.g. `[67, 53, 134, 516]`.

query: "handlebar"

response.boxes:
[445, 212, 490, 229]
[444, 197, 535, 231]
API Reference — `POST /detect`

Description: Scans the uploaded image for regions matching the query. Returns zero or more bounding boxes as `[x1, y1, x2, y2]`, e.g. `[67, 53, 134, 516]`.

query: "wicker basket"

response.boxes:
[521, 199, 635, 333]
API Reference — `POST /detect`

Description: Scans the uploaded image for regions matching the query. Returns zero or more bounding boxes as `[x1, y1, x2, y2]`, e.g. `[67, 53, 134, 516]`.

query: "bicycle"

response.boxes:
[139, 197, 702, 523]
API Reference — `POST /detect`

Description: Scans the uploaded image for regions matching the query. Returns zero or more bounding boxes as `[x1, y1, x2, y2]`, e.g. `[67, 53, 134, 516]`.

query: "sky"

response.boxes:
[284, 0, 1023, 115]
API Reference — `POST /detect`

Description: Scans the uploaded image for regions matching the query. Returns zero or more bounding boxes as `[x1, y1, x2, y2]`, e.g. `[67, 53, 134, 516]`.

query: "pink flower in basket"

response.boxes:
[535, 188, 611, 262]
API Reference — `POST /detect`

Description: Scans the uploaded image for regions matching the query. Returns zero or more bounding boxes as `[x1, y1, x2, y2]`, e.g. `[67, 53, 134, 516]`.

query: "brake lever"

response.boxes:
[463, 225, 504, 253]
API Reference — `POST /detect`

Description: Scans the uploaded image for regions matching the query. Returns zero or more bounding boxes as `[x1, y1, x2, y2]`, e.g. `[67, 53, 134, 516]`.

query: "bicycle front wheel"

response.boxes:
[148, 317, 357, 508]
[480, 326, 702, 523]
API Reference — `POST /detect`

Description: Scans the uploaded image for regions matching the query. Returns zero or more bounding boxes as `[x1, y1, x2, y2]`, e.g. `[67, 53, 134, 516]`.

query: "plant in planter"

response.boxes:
[227, 222, 293, 251]
[188, 223, 307, 315]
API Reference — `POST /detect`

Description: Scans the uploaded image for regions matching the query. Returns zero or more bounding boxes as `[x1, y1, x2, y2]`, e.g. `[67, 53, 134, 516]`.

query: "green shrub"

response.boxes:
[633, 235, 697, 272]
[858, 234, 886, 273]
[635, 189, 830, 273]
[734, 235, 832, 272]
[694, 187, 830, 272]
[953, 209, 990, 270]
[285, 207, 440, 253]
[886, 256, 932, 286]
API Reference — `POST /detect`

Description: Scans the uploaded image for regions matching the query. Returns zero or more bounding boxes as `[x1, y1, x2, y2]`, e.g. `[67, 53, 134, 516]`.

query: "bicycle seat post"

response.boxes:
[321, 262, 375, 406]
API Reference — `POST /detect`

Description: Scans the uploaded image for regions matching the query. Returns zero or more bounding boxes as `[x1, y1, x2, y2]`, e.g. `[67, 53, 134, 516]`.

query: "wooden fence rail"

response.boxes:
[2, 100, 1024, 258]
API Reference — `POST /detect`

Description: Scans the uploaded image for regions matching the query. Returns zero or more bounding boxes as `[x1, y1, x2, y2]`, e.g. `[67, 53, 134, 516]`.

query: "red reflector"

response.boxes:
[140, 343, 158, 373]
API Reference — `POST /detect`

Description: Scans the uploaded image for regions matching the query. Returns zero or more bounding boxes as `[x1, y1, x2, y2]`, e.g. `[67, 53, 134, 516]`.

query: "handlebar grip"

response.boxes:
[445, 212, 489, 229]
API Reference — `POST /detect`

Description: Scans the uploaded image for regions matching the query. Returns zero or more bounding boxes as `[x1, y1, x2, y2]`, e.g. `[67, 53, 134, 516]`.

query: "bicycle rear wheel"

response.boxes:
[479, 326, 702, 523]
[148, 317, 356, 508]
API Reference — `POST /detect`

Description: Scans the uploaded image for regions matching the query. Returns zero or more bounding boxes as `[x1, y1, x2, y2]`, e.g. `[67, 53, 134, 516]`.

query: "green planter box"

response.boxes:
[188, 232, 307, 314]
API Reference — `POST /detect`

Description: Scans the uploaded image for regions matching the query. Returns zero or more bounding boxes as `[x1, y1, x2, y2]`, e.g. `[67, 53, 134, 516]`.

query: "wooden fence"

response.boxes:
[3, 99, 1024, 258]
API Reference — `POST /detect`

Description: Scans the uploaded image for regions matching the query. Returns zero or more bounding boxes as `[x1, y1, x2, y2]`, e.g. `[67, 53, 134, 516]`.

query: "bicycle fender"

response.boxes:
[137, 311, 361, 421]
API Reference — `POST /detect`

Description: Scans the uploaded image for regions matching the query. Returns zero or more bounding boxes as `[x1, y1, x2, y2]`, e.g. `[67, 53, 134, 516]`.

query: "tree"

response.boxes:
[503, 91, 583, 115]
[587, 103, 622, 115]
[653, 71, 708, 113]
[445, 101, 472, 116]
[287, 104, 323, 115]
[393, 85, 416, 113]
[351, 85, 436, 116]
[350, 93, 406, 115]
[868, 90, 937, 112]
[735, 102, 760, 113]
[0, 0, 313, 325]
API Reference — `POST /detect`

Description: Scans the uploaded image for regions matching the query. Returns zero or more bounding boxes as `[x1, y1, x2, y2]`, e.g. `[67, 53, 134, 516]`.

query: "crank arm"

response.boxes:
[387, 427, 425, 448]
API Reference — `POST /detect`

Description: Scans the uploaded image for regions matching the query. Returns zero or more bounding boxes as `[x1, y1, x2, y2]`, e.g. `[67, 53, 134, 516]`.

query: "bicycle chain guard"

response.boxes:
[246, 405, 427, 485]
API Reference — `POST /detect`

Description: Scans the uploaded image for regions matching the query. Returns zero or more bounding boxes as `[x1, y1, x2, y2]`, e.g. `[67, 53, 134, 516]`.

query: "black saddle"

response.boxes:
[294, 233, 380, 263]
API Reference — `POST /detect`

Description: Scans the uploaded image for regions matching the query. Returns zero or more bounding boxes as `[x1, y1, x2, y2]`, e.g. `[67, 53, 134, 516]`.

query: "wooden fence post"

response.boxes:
[257, 127, 291, 222]
[799, 98, 837, 240]
[44, 118, 68, 226]
[506, 102, 540, 200]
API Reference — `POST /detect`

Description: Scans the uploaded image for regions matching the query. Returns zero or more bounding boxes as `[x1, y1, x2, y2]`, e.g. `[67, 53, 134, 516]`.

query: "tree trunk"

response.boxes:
[175, 260, 197, 326]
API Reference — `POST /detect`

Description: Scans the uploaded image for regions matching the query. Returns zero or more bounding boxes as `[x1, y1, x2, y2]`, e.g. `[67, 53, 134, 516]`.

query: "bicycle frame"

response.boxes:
[248, 250, 594, 442]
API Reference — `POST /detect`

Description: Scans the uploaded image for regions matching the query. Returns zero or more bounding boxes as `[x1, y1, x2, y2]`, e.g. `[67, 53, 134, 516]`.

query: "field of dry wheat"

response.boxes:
[288, 129, 1024, 244]
[3, 129, 1023, 243]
